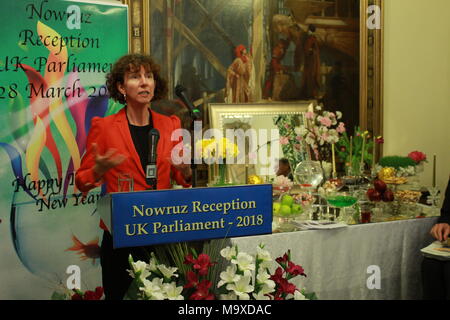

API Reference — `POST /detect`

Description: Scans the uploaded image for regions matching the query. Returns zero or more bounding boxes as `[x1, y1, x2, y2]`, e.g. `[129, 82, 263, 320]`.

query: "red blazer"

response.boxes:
[75, 107, 190, 194]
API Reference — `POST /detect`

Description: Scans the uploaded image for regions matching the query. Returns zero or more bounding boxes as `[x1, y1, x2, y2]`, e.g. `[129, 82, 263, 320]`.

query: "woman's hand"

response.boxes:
[430, 223, 450, 242]
[92, 143, 126, 180]
[167, 157, 192, 182]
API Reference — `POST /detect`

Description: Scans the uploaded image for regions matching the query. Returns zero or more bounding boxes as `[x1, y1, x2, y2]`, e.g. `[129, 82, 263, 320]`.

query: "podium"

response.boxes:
[97, 184, 273, 249]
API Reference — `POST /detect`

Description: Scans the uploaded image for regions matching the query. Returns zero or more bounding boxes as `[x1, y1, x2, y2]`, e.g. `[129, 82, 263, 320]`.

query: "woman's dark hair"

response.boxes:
[106, 54, 168, 104]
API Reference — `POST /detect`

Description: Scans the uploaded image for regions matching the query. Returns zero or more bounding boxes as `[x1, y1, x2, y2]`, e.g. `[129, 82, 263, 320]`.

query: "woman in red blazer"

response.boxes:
[75, 54, 191, 300]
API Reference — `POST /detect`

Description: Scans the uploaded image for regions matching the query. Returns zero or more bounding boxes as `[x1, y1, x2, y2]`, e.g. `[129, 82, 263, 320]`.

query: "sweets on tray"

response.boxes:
[394, 190, 421, 203]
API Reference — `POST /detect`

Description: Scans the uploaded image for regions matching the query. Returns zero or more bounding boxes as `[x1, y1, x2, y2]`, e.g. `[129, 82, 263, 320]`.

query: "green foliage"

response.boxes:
[273, 115, 307, 170]
[378, 156, 416, 169]
[50, 291, 68, 300]
[301, 289, 318, 300]
[336, 127, 374, 173]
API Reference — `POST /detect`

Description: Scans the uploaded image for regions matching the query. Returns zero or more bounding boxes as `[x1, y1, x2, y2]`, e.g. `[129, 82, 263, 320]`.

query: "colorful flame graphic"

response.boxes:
[0, 21, 113, 198]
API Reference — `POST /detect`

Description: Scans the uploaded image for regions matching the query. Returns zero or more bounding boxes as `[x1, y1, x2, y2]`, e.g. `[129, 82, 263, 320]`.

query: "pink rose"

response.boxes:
[336, 122, 346, 133]
[319, 117, 332, 127]
[280, 136, 289, 145]
[408, 151, 427, 164]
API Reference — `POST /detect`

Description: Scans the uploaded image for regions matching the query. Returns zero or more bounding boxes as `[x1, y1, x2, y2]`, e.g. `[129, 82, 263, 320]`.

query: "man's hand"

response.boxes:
[430, 223, 450, 242]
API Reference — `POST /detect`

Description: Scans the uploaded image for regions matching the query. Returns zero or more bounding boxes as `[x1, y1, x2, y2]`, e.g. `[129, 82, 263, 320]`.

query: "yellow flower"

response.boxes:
[195, 138, 239, 161]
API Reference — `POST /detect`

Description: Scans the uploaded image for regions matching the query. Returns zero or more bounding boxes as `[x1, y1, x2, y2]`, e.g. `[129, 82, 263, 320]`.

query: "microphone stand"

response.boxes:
[189, 113, 201, 188]
[174, 85, 202, 188]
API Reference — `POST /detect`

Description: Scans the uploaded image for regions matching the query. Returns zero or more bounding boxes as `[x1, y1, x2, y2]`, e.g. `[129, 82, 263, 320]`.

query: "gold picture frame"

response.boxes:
[208, 101, 313, 184]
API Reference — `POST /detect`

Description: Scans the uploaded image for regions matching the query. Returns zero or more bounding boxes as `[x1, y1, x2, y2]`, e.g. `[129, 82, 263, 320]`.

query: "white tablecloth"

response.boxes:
[229, 217, 438, 300]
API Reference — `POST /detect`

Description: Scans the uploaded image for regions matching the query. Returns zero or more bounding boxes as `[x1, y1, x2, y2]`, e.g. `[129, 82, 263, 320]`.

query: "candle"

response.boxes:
[360, 133, 366, 173]
[349, 136, 353, 167]
[433, 154, 436, 188]
[332, 143, 336, 175]
[372, 136, 376, 169]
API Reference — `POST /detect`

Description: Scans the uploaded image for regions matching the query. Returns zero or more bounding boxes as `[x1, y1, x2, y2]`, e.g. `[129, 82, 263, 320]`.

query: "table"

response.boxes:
[229, 217, 438, 300]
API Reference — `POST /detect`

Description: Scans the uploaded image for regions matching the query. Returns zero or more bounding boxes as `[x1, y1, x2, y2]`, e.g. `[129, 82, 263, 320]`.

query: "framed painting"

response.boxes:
[124, 0, 383, 146]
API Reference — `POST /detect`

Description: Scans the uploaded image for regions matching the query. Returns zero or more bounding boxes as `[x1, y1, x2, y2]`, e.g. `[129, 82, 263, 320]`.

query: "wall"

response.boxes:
[384, 0, 450, 195]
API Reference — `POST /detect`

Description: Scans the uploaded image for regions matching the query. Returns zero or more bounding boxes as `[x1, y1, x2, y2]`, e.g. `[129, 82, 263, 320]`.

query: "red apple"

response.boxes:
[367, 188, 382, 202]
[373, 179, 387, 193]
[382, 189, 395, 202]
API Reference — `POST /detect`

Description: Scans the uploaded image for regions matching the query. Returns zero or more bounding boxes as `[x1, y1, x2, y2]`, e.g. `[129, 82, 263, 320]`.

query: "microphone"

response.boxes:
[146, 128, 160, 189]
[175, 84, 202, 120]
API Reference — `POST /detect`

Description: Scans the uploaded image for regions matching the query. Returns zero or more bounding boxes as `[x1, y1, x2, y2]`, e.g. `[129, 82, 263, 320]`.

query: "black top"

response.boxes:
[126, 109, 154, 172]
[128, 123, 152, 172]
[438, 179, 450, 225]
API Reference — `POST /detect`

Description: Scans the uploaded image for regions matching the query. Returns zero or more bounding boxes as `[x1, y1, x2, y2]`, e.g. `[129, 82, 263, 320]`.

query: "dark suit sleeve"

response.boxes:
[437, 179, 450, 224]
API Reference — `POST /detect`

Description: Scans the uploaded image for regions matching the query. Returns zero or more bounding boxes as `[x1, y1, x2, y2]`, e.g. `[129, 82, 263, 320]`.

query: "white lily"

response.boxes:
[294, 290, 307, 300]
[148, 253, 158, 272]
[220, 246, 237, 261]
[231, 252, 255, 274]
[253, 291, 271, 300]
[256, 268, 272, 285]
[157, 264, 179, 279]
[217, 265, 239, 288]
[130, 260, 151, 280]
[140, 278, 165, 300]
[226, 275, 254, 300]
[162, 282, 184, 300]
[256, 246, 272, 267]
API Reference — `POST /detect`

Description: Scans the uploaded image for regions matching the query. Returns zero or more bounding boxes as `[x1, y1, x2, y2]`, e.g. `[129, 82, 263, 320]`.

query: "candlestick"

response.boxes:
[360, 133, 366, 173]
[433, 154, 436, 188]
[349, 136, 353, 168]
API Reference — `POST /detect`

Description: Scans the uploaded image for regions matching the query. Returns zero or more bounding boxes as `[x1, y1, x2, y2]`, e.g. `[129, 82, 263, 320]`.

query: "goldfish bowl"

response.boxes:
[10, 187, 103, 285]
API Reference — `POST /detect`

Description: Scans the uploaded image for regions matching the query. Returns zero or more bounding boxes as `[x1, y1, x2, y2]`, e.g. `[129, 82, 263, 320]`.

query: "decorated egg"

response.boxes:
[248, 174, 263, 185]
[378, 167, 396, 181]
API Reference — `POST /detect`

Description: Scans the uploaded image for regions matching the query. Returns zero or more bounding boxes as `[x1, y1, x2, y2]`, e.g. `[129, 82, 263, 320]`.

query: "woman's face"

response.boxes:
[118, 64, 155, 107]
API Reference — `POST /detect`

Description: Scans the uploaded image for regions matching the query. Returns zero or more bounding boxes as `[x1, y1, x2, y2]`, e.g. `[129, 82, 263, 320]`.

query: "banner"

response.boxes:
[98, 185, 273, 248]
[0, 0, 128, 299]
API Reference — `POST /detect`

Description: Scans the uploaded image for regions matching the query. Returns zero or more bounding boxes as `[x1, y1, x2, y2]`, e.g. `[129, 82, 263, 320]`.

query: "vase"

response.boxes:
[217, 163, 227, 185]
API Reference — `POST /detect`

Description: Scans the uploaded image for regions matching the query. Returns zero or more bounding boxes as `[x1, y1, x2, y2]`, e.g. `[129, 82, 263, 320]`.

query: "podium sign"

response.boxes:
[97, 184, 273, 248]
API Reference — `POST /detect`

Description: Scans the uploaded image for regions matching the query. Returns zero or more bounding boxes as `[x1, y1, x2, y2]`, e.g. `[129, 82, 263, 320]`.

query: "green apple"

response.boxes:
[280, 205, 292, 216]
[280, 194, 294, 207]
[273, 202, 281, 214]
[291, 203, 303, 215]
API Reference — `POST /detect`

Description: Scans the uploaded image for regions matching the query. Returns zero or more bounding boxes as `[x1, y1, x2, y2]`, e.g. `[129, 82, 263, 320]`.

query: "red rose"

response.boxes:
[408, 151, 426, 164]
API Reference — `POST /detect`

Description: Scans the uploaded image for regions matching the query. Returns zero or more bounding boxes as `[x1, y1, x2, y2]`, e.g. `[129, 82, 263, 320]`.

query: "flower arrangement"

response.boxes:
[195, 137, 239, 164]
[195, 137, 239, 185]
[217, 245, 313, 300]
[336, 128, 382, 174]
[295, 105, 346, 162]
[127, 252, 184, 300]
[273, 114, 308, 171]
[126, 243, 315, 300]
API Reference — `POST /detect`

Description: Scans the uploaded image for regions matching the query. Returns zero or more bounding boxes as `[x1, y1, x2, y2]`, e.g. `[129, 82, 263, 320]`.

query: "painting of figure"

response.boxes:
[148, 0, 361, 132]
